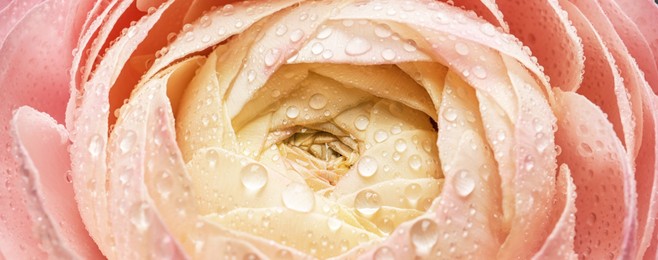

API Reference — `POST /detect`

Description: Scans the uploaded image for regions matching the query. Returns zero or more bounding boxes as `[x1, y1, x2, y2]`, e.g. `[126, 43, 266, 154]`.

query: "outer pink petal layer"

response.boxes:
[10, 106, 102, 259]
[532, 164, 577, 260]
[0, 0, 92, 257]
[0, 0, 45, 47]
[497, 0, 584, 91]
[553, 90, 635, 259]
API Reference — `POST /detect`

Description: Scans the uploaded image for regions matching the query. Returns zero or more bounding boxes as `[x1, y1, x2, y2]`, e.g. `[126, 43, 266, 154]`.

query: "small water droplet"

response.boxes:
[127, 27, 137, 38]
[240, 163, 268, 191]
[65, 171, 73, 183]
[247, 70, 256, 82]
[408, 155, 422, 171]
[311, 42, 325, 55]
[472, 66, 487, 79]
[281, 182, 315, 213]
[88, 134, 103, 158]
[442, 108, 458, 122]
[156, 171, 173, 199]
[129, 202, 150, 232]
[276, 24, 288, 36]
[374, 246, 396, 260]
[327, 217, 343, 232]
[381, 49, 396, 61]
[355, 189, 381, 217]
[357, 156, 378, 178]
[206, 149, 219, 168]
[395, 139, 408, 152]
[578, 142, 593, 156]
[410, 219, 439, 255]
[374, 130, 389, 143]
[316, 27, 333, 39]
[309, 93, 328, 109]
[391, 125, 402, 135]
[264, 48, 281, 67]
[290, 29, 304, 42]
[286, 106, 300, 119]
[119, 130, 137, 154]
[403, 40, 418, 52]
[455, 42, 470, 56]
[405, 183, 422, 203]
[374, 24, 392, 38]
[453, 170, 475, 197]
[496, 130, 506, 142]
[480, 23, 496, 36]
[587, 212, 597, 225]
[345, 37, 372, 56]
[354, 115, 370, 130]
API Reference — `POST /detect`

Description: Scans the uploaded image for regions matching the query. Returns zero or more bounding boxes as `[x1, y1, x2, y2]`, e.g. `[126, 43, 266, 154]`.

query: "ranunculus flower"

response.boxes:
[1, 0, 657, 258]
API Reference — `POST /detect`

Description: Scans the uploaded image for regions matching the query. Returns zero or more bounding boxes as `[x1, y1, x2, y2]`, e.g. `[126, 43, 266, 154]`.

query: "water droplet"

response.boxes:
[405, 183, 422, 202]
[480, 23, 496, 36]
[357, 156, 378, 177]
[523, 155, 535, 171]
[127, 27, 137, 38]
[455, 42, 470, 56]
[408, 155, 422, 171]
[355, 189, 381, 217]
[374, 130, 389, 143]
[247, 70, 256, 82]
[286, 106, 300, 119]
[290, 29, 304, 42]
[381, 49, 396, 61]
[403, 40, 418, 52]
[395, 139, 407, 152]
[65, 171, 73, 183]
[322, 50, 333, 59]
[206, 149, 219, 168]
[276, 25, 288, 36]
[316, 27, 333, 39]
[264, 48, 281, 67]
[391, 125, 402, 135]
[129, 202, 150, 232]
[156, 171, 173, 199]
[410, 219, 439, 255]
[119, 130, 137, 154]
[442, 108, 458, 122]
[327, 217, 343, 232]
[311, 42, 324, 55]
[374, 246, 396, 260]
[281, 182, 315, 213]
[374, 24, 392, 38]
[472, 65, 487, 79]
[496, 130, 506, 142]
[453, 170, 475, 197]
[88, 134, 103, 158]
[272, 89, 282, 98]
[345, 37, 372, 56]
[578, 142, 593, 156]
[309, 93, 327, 109]
[587, 212, 597, 225]
[240, 163, 268, 191]
[354, 115, 370, 131]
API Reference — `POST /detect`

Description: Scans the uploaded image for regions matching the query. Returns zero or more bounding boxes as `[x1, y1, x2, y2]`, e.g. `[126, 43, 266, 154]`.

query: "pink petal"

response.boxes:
[0, 0, 45, 47]
[553, 90, 636, 259]
[532, 164, 577, 260]
[446, 0, 509, 31]
[67, 1, 175, 256]
[599, 0, 658, 91]
[0, 0, 92, 256]
[10, 106, 102, 259]
[497, 0, 584, 91]
[613, 0, 658, 92]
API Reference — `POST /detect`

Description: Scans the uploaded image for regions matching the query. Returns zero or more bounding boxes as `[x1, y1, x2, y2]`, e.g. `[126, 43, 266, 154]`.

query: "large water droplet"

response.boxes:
[309, 93, 328, 109]
[240, 163, 268, 191]
[357, 156, 378, 177]
[345, 37, 372, 56]
[119, 130, 137, 154]
[354, 115, 370, 131]
[355, 189, 381, 217]
[374, 130, 389, 143]
[408, 155, 422, 171]
[286, 106, 300, 119]
[281, 182, 315, 213]
[311, 42, 325, 55]
[327, 217, 343, 232]
[410, 219, 439, 255]
[453, 170, 475, 197]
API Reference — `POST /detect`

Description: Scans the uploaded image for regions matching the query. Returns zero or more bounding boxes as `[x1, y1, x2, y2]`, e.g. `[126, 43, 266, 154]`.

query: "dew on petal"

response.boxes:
[453, 170, 475, 197]
[327, 217, 343, 232]
[286, 106, 300, 119]
[264, 48, 281, 67]
[88, 134, 103, 158]
[381, 49, 396, 61]
[374, 24, 393, 38]
[309, 93, 328, 109]
[374, 130, 389, 143]
[395, 139, 408, 152]
[408, 155, 422, 171]
[357, 156, 378, 178]
[316, 27, 333, 39]
[442, 108, 458, 122]
[119, 130, 137, 154]
[281, 182, 315, 213]
[240, 163, 268, 191]
[290, 29, 305, 42]
[472, 65, 487, 79]
[355, 189, 382, 217]
[354, 115, 370, 130]
[345, 36, 372, 56]
[410, 219, 439, 255]
[455, 42, 470, 56]
[374, 246, 396, 260]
